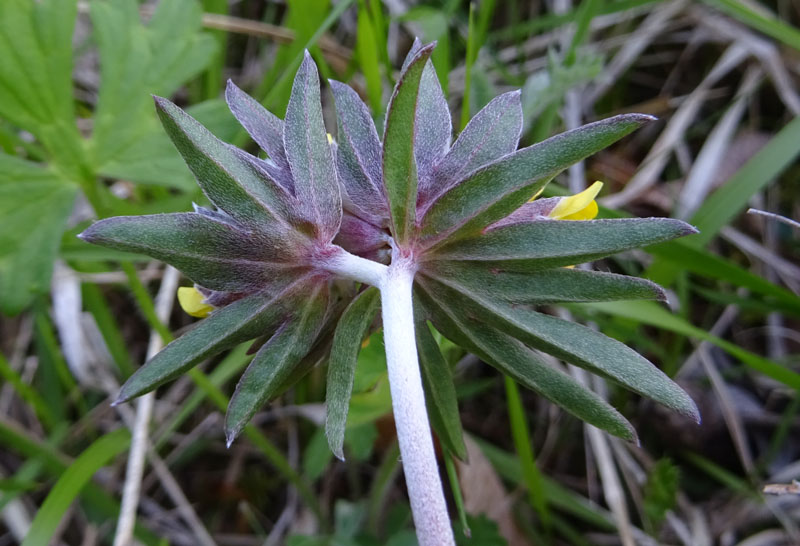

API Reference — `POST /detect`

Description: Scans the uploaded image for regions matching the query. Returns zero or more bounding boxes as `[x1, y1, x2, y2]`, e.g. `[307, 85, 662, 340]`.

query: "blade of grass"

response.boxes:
[81, 282, 136, 377]
[460, 2, 477, 130]
[701, 0, 800, 52]
[21, 428, 131, 546]
[504, 376, 551, 531]
[0, 353, 57, 430]
[443, 454, 470, 538]
[356, 0, 383, 114]
[575, 301, 800, 389]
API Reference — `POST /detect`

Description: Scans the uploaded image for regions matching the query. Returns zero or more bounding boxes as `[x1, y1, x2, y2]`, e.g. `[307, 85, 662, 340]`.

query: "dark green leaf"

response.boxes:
[284, 51, 342, 241]
[226, 284, 330, 443]
[420, 114, 654, 243]
[154, 96, 301, 234]
[415, 282, 637, 441]
[431, 218, 697, 270]
[425, 277, 699, 421]
[382, 43, 435, 243]
[79, 212, 305, 292]
[423, 261, 666, 304]
[0, 155, 77, 315]
[116, 281, 309, 403]
[326, 287, 381, 459]
[415, 315, 467, 459]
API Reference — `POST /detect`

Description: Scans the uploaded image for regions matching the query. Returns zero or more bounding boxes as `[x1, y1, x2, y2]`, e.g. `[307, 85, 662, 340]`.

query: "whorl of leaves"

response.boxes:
[81, 41, 698, 455]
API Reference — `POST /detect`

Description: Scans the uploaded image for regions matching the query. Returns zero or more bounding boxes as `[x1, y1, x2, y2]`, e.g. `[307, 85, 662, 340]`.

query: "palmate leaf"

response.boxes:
[382, 43, 435, 243]
[420, 114, 655, 244]
[284, 51, 343, 242]
[116, 278, 313, 404]
[422, 261, 666, 304]
[0, 156, 77, 315]
[422, 277, 700, 421]
[430, 218, 697, 270]
[226, 283, 330, 444]
[78, 213, 304, 292]
[326, 287, 381, 459]
[415, 312, 466, 460]
[415, 282, 637, 442]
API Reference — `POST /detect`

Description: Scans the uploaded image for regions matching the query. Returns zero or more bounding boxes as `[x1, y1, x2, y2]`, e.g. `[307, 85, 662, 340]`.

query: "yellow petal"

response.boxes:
[177, 286, 214, 318]
[327, 132, 335, 144]
[548, 181, 603, 220]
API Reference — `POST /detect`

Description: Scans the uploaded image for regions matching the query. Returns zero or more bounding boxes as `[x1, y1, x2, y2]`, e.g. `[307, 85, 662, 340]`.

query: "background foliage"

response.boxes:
[1, 0, 799, 544]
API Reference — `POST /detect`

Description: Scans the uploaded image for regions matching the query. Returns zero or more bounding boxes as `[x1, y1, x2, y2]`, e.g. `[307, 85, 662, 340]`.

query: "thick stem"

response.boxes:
[380, 258, 455, 546]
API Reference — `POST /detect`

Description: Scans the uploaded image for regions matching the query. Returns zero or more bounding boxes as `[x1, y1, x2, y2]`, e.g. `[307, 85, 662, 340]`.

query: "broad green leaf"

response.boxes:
[330, 80, 387, 225]
[98, 99, 239, 190]
[90, 0, 216, 169]
[416, 282, 637, 441]
[0, 0, 77, 140]
[423, 261, 666, 304]
[154, 96, 301, 233]
[415, 316, 466, 459]
[0, 155, 77, 315]
[425, 277, 699, 421]
[577, 300, 800, 390]
[421, 114, 654, 243]
[326, 287, 381, 459]
[116, 281, 309, 403]
[431, 218, 696, 270]
[79, 213, 304, 292]
[21, 429, 131, 546]
[382, 43, 435, 243]
[421, 90, 523, 207]
[226, 285, 330, 443]
[284, 51, 342, 242]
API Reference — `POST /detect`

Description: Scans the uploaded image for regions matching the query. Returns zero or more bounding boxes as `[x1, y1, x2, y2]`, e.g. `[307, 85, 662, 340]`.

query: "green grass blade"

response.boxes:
[22, 428, 131, 546]
[505, 376, 551, 529]
[577, 300, 800, 389]
[701, 0, 800, 51]
[688, 115, 800, 247]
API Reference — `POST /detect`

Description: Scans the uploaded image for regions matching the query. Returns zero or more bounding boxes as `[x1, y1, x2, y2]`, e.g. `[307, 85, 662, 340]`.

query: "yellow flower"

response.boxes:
[177, 286, 214, 318]
[548, 181, 603, 221]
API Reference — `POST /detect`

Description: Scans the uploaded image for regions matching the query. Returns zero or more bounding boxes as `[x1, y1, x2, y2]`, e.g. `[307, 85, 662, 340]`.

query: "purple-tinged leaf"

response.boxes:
[225, 80, 287, 168]
[424, 276, 700, 422]
[401, 37, 424, 71]
[329, 80, 386, 225]
[326, 287, 381, 459]
[420, 114, 656, 244]
[415, 282, 637, 442]
[115, 279, 311, 404]
[333, 213, 390, 257]
[284, 51, 342, 242]
[421, 262, 667, 304]
[382, 43, 435, 244]
[79, 213, 305, 292]
[154, 96, 299, 233]
[420, 91, 523, 210]
[429, 218, 697, 270]
[414, 59, 451, 185]
[226, 283, 330, 444]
